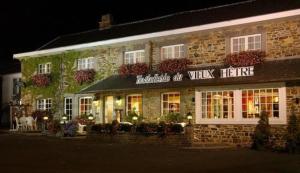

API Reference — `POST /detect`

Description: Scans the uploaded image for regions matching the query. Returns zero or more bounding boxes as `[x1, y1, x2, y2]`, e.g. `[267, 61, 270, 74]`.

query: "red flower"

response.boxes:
[158, 58, 192, 74]
[74, 69, 96, 84]
[118, 63, 149, 77]
[224, 50, 266, 67]
[32, 74, 51, 87]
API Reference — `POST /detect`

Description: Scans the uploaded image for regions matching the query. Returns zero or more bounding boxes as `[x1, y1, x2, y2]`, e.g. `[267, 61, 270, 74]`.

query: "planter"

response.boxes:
[158, 58, 192, 74]
[74, 69, 96, 84]
[224, 50, 266, 67]
[118, 63, 149, 77]
[32, 74, 51, 87]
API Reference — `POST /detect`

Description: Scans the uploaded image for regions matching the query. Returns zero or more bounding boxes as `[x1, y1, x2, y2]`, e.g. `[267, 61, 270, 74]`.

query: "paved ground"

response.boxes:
[0, 134, 300, 173]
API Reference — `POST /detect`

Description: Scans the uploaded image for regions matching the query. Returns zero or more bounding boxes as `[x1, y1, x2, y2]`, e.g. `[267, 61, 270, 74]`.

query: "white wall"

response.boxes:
[1, 72, 21, 108]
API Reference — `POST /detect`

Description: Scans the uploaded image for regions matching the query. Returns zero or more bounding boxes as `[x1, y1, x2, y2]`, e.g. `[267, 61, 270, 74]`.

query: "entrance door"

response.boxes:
[104, 96, 114, 123]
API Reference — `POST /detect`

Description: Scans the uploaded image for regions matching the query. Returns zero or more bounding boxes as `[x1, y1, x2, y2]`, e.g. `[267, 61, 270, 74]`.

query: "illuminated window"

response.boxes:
[64, 98, 73, 120]
[161, 44, 184, 59]
[38, 63, 51, 74]
[124, 50, 145, 64]
[231, 34, 261, 53]
[201, 91, 234, 119]
[126, 94, 142, 115]
[242, 89, 279, 118]
[162, 92, 180, 115]
[77, 57, 94, 70]
[79, 97, 92, 115]
[37, 98, 52, 111]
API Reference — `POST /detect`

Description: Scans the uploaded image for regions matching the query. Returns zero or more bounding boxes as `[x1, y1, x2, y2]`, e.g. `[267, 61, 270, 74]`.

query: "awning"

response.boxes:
[80, 59, 300, 94]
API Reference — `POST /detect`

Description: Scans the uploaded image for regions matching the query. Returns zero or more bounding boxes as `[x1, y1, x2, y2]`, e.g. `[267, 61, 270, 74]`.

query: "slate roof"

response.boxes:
[39, 0, 300, 50]
[79, 58, 300, 93]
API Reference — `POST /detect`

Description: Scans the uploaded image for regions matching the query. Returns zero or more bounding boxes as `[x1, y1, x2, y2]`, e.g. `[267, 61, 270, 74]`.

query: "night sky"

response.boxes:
[0, 0, 246, 71]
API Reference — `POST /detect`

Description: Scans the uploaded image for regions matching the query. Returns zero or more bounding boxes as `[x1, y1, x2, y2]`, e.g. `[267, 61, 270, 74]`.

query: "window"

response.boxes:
[38, 63, 51, 74]
[242, 88, 279, 119]
[201, 91, 234, 119]
[77, 57, 94, 70]
[231, 34, 261, 53]
[37, 98, 52, 111]
[79, 97, 92, 115]
[64, 98, 73, 120]
[126, 94, 142, 115]
[124, 50, 145, 64]
[162, 92, 180, 115]
[161, 44, 184, 59]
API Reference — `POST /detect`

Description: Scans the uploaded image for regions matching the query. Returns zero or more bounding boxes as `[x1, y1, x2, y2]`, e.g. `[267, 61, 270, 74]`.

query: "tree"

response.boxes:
[252, 111, 271, 150]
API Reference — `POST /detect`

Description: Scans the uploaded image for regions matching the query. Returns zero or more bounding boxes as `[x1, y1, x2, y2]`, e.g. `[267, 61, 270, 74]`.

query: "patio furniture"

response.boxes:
[15, 117, 25, 131]
[26, 116, 34, 131]
[77, 123, 86, 135]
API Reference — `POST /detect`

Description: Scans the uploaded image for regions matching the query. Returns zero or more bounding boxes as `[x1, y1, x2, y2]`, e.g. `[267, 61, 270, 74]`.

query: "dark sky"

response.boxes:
[0, 0, 246, 70]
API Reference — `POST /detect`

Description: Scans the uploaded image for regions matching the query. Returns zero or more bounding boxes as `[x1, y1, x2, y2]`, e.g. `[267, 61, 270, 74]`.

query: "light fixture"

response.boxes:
[43, 116, 49, 120]
[116, 96, 122, 106]
[187, 112, 192, 125]
[132, 116, 138, 121]
[88, 115, 94, 120]
[62, 115, 67, 120]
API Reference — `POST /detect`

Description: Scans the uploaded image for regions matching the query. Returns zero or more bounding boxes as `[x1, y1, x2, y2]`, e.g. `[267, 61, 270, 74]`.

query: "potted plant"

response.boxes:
[224, 50, 266, 67]
[74, 69, 96, 84]
[158, 58, 192, 74]
[31, 74, 51, 87]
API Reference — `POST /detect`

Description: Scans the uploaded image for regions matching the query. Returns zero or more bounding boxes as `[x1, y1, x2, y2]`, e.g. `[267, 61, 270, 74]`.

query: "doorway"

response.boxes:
[104, 96, 114, 123]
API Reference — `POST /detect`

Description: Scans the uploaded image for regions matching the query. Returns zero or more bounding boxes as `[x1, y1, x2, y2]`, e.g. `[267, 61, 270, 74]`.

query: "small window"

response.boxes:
[77, 57, 94, 70]
[126, 94, 142, 115]
[37, 98, 52, 111]
[231, 34, 261, 53]
[79, 97, 92, 115]
[124, 50, 145, 64]
[161, 92, 180, 115]
[38, 63, 51, 74]
[64, 98, 73, 120]
[161, 44, 184, 59]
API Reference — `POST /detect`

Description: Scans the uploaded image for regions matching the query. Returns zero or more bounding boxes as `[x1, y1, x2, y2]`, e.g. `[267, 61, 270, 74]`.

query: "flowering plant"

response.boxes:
[118, 63, 149, 76]
[158, 58, 192, 74]
[74, 69, 96, 84]
[224, 50, 266, 67]
[32, 74, 51, 87]
[64, 121, 78, 137]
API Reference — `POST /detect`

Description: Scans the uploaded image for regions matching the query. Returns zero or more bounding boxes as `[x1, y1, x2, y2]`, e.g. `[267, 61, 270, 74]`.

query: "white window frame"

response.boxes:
[124, 50, 145, 64]
[161, 44, 184, 60]
[77, 57, 94, 70]
[79, 97, 93, 115]
[195, 84, 286, 125]
[36, 98, 52, 111]
[38, 63, 51, 74]
[230, 34, 261, 53]
[161, 92, 181, 116]
[126, 94, 143, 115]
[64, 97, 73, 120]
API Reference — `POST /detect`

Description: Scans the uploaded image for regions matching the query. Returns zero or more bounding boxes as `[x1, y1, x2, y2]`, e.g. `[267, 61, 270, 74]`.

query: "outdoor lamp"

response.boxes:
[132, 116, 138, 122]
[116, 96, 122, 106]
[62, 115, 67, 120]
[43, 116, 49, 121]
[88, 115, 94, 120]
[187, 112, 192, 125]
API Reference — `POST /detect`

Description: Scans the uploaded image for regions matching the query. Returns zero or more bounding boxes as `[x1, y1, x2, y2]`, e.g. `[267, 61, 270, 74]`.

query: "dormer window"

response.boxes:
[231, 34, 261, 53]
[161, 44, 184, 60]
[124, 50, 145, 64]
[77, 57, 94, 70]
[38, 63, 51, 74]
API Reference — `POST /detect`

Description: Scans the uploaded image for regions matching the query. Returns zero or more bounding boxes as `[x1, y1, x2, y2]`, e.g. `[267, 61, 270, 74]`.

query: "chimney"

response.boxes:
[99, 14, 113, 30]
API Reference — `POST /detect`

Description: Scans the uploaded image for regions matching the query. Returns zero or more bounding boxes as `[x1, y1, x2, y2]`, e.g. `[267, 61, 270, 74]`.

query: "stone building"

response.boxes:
[13, 0, 300, 146]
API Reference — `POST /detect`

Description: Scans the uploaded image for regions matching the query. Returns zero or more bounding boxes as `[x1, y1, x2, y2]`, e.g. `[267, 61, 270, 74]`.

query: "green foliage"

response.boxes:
[286, 108, 300, 153]
[124, 111, 144, 123]
[161, 112, 185, 123]
[252, 111, 272, 150]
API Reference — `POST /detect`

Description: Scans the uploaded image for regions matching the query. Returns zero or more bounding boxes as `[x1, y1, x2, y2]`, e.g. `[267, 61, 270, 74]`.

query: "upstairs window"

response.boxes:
[161, 44, 184, 59]
[77, 57, 94, 70]
[231, 34, 261, 53]
[124, 50, 145, 64]
[37, 98, 52, 111]
[38, 63, 51, 74]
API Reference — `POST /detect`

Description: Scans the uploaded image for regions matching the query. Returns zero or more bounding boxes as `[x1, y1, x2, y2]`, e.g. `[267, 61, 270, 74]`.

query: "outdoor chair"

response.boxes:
[77, 123, 86, 135]
[15, 117, 25, 131]
[26, 116, 34, 131]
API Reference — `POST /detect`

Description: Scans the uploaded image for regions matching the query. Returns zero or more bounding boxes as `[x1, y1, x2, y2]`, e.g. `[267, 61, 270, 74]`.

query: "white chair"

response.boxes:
[26, 116, 34, 131]
[15, 117, 25, 131]
[77, 123, 86, 135]
[19, 116, 27, 131]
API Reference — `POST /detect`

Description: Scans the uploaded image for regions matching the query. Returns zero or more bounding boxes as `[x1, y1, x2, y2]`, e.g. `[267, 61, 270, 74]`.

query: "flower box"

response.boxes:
[158, 58, 192, 74]
[32, 74, 51, 87]
[118, 63, 149, 76]
[224, 50, 266, 67]
[74, 69, 96, 84]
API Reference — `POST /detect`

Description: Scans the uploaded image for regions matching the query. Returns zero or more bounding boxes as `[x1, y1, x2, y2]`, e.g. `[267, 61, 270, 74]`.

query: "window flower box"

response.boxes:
[32, 74, 51, 87]
[74, 69, 96, 84]
[158, 58, 192, 74]
[118, 63, 149, 76]
[224, 50, 266, 67]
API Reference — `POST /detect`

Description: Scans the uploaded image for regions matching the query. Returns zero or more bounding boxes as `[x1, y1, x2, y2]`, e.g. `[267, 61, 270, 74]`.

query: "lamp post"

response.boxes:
[43, 116, 49, 134]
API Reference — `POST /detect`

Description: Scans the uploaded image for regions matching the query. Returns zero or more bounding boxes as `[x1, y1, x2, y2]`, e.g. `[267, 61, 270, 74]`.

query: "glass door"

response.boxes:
[104, 96, 114, 123]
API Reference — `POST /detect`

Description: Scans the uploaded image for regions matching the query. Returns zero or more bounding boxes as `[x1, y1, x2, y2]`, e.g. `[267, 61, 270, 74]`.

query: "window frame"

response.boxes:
[79, 96, 93, 116]
[64, 97, 73, 120]
[161, 92, 181, 116]
[36, 98, 52, 111]
[38, 63, 51, 74]
[126, 94, 143, 116]
[230, 34, 261, 53]
[161, 44, 185, 60]
[124, 50, 145, 64]
[77, 57, 94, 70]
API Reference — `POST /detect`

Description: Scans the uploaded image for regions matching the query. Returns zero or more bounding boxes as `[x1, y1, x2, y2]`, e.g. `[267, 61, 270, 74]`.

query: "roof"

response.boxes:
[80, 58, 300, 94]
[39, 0, 300, 50]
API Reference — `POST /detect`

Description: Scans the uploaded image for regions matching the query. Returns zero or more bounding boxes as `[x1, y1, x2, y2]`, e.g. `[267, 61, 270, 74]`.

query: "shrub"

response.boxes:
[47, 120, 61, 135]
[118, 63, 149, 77]
[162, 113, 185, 123]
[224, 50, 266, 67]
[286, 108, 300, 153]
[76, 114, 94, 125]
[136, 123, 159, 134]
[170, 123, 184, 133]
[124, 111, 144, 123]
[32, 74, 51, 87]
[90, 124, 104, 134]
[158, 58, 192, 74]
[118, 123, 133, 132]
[252, 111, 271, 150]
[64, 121, 78, 137]
[74, 69, 96, 84]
